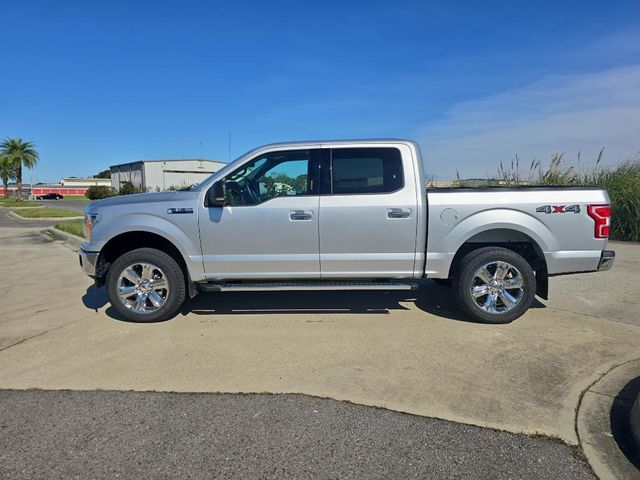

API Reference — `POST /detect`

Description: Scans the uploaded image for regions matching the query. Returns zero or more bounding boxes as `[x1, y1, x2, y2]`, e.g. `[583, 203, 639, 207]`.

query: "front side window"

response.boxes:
[331, 148, 403, 194]
[224, 150, 310, 206]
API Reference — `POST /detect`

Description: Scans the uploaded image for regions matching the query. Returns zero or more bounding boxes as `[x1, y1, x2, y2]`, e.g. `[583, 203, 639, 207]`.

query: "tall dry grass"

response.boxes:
[589, 160, 640, 242]
[494, 150, 640, 242]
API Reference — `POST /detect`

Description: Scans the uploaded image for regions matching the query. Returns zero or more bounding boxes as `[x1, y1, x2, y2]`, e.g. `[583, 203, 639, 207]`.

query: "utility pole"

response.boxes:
[228, 131, 231, 162]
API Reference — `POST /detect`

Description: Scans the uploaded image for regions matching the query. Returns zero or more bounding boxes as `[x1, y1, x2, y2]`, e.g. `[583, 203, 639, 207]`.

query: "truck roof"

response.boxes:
[254, 138, 419, 149]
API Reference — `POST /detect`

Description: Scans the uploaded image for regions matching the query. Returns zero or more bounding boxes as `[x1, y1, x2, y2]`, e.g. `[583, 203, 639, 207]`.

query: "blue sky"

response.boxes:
[1, 0, 639, 182]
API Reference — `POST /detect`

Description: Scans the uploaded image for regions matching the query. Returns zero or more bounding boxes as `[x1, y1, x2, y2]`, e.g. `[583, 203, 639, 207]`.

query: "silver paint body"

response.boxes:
[81, 140, 610, 283]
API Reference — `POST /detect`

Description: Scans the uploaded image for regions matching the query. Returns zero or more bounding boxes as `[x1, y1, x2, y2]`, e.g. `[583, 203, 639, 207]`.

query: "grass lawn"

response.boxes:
[60, 196, 91, 202]
[11, 207, 81, 218]
[0, 198, 40, 207]
[55, 219, 84, 237]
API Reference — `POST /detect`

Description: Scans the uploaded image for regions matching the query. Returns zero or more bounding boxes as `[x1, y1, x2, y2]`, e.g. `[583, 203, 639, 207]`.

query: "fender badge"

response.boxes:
[167, 208, 194, 214]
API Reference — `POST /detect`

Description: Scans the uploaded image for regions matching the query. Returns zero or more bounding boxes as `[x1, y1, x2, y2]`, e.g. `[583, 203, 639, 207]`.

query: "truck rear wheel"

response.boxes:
[106, 247, 186, 322]
[454, 247, 536, 324]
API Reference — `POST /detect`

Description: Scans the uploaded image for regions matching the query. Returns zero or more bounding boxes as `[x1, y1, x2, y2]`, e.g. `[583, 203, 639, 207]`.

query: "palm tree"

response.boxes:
[0, 138, 39, 201]
[0, 154, 17, 198]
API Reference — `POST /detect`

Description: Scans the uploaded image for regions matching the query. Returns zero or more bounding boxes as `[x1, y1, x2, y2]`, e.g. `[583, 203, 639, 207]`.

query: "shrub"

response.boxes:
[119, 181, 147, 196]
[85, 185, 116, 200]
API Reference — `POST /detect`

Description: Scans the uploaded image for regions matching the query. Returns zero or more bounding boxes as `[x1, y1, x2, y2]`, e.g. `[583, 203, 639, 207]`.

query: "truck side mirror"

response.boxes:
[206, 180, 226, 207]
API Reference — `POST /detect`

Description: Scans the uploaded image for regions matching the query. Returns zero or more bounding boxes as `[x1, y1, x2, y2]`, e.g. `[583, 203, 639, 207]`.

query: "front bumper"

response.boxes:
[597, 250, 615, 271]
[79, 249, 99, 277]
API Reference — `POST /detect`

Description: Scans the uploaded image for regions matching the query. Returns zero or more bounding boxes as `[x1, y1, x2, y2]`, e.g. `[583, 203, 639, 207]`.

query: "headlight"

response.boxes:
[83, 213, 100, 242]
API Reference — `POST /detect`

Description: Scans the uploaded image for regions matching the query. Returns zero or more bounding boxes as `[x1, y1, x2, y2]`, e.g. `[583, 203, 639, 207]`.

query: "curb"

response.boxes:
[576, 358, 640, 480]
[4, 204, 46, 209]
[632, 393, 640, 454]
[8, 211, 83, 221]
[45, 227, 84, 250]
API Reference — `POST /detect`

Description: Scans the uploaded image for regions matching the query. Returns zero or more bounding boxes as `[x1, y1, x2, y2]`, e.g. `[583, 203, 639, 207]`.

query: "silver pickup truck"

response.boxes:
[80, 139, 614, 324]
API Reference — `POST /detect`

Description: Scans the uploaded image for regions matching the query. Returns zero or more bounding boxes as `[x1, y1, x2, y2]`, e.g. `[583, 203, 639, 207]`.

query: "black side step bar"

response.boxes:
[197, 281, 418, 293]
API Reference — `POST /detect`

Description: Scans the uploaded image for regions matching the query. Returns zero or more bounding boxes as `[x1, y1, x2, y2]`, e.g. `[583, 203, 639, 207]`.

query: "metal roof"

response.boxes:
[110, 159, 226, 168]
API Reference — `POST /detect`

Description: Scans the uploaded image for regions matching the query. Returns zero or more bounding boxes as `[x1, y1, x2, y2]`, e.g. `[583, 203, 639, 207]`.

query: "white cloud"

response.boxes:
[420, 65, 640, 179]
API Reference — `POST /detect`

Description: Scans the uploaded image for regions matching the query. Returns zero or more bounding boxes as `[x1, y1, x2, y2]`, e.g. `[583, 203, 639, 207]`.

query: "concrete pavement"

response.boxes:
[1, 207, 640, 477]
[1, 211, 639, 446]
[546, 241, 640, 327]
[577, 359, 640, 479]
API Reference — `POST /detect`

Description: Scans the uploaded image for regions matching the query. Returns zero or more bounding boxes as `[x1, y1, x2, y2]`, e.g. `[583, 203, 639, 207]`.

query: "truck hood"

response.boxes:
[86, 191, 198, 212]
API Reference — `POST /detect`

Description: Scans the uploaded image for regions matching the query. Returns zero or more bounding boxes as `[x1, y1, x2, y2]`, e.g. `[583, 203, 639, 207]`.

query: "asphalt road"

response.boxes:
[35, 198, 88, 213]
[0, 207, 56, 228]
[0, 390, 595, 480]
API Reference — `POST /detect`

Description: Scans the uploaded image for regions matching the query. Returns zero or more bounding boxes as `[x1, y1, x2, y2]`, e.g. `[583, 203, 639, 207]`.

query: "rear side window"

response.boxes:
[331, 148, 403, 194]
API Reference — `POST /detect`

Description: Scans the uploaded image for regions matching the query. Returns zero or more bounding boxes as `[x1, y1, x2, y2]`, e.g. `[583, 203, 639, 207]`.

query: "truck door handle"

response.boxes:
[387, 208, 411, 219]
[290, 210, 313, 221]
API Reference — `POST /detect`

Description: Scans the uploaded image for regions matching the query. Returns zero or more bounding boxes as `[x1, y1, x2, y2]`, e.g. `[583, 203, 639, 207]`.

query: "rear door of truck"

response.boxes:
[318, 144, 419, 278]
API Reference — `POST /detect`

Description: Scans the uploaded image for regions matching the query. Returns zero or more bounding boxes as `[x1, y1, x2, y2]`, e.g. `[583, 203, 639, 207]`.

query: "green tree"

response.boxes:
[0, 138, 39, 201]
[0, 154, 17, 198]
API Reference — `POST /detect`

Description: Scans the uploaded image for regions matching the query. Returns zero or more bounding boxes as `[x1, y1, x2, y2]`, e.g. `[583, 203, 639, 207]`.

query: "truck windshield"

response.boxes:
[191, 154, 246, 191]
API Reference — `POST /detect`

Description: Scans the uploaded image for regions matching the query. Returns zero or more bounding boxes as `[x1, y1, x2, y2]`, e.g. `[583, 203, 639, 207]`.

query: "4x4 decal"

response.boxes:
[536, 205, 581, 214]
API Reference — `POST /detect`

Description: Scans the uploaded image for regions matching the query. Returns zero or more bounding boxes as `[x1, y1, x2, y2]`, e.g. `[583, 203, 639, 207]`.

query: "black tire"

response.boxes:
[106, 247, 186, 322]
[454, 247, 536, 324]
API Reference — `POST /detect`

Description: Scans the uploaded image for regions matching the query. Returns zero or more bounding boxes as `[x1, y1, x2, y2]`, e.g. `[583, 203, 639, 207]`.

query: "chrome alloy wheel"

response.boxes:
[116, 262, 170, 314]
[470, 261, 525, 314]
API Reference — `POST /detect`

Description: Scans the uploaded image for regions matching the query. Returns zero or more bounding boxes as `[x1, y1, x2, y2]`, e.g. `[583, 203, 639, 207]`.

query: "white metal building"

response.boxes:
[110, 159, 226, 191]
[59, 177, 112, 187]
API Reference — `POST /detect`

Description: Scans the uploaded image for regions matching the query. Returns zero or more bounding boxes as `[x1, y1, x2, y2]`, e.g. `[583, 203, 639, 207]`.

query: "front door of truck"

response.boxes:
[199, 149, 321, 280]
[318, 146, 419, 278]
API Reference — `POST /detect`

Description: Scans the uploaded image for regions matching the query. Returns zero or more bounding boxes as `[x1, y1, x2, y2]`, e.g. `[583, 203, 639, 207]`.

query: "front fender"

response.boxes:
[87, 212, 205, 282]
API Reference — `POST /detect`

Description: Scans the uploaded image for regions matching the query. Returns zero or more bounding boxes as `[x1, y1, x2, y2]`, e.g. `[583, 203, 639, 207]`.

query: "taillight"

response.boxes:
[587, 204, 611, 238]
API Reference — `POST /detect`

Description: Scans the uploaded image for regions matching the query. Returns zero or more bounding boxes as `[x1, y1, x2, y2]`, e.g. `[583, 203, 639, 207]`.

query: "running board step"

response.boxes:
[197, 281, 418, 293]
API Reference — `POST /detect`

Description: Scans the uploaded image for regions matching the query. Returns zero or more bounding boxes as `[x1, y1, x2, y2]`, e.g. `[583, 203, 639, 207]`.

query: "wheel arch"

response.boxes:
[96, 230, 197, 298]
[448, 228, 549, 300]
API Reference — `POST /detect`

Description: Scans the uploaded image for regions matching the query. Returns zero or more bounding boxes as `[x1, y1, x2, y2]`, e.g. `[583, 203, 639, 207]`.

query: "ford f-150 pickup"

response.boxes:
[79, 140, 615, 323]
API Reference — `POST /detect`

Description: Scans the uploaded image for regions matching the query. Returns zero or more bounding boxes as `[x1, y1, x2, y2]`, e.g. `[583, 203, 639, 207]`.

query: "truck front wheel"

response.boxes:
[454, 247, 536, 324]
[106, 247, 186, 322]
